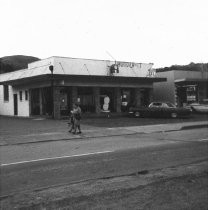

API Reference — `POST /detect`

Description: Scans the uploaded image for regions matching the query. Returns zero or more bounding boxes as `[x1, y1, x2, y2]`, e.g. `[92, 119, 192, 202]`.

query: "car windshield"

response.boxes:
[149, 103, 162, 107]
[166, 102, 176, 108]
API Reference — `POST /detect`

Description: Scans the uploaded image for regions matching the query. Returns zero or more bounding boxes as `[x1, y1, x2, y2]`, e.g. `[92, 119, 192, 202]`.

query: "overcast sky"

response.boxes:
[1, 0, 207, 68]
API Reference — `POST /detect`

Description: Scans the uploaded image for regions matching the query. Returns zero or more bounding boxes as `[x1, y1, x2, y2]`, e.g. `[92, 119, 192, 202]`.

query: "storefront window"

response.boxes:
[186, 85, 197, 103]
[121, 89, 131, 112]
[78, 87, 95, 113]
[100, 88, 115, 112]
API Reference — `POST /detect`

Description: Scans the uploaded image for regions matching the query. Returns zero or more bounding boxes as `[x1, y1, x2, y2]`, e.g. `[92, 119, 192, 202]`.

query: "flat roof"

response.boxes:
[0, 74, 166, 86]
[175, 78, 208, 84]
[41, 56, 154, 65]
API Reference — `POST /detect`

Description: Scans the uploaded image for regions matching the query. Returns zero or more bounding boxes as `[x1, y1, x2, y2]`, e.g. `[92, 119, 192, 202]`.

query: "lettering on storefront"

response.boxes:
[117, 62, 135, 68]
[186, 85, 197, 102]
[146, 69, 156, 77]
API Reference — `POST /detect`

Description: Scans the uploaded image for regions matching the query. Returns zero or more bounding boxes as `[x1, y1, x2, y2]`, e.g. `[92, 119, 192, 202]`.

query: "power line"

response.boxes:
[106, 51, 116, 63]
[59, 62, 65, 74]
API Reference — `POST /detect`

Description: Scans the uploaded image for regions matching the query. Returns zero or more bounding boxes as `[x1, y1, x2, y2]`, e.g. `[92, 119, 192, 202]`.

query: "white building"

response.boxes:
[0, 56, 165, 119]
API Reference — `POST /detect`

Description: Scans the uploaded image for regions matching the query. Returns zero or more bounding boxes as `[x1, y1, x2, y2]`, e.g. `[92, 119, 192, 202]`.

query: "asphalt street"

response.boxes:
[0, 127, 207, 197]
[0, 128, 208, 164]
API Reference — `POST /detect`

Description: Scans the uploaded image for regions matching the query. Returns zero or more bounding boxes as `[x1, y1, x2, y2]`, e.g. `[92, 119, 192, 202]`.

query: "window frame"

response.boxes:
[19, 91, 23, 101]
[25, 90, 28, 101]
[3, 85, 9, 102]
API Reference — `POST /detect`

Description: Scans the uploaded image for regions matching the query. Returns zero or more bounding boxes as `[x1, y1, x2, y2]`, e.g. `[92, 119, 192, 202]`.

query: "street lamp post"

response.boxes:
[49, 65, 54, 118]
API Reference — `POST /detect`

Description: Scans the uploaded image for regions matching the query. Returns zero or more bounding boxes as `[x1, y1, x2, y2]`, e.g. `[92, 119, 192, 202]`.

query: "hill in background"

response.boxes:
[1, 55, 207, 75]
[0, 55, 40, 74]
[156, 62, 208, 72]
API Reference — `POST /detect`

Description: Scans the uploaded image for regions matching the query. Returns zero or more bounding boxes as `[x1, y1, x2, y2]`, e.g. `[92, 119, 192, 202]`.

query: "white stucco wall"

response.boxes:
[0, 57, 154, 84]
[0, 85, 14, 116]
[53, 56, 153, 77]
[28, 57, 54, 69]
[16, 88, 30, 117]
[0, 85, 29, 117]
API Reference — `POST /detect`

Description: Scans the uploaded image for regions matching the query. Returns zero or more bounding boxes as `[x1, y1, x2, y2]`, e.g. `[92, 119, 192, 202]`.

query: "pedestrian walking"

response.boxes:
[68, 111, 75, 133]
[71, 103, 82, 134]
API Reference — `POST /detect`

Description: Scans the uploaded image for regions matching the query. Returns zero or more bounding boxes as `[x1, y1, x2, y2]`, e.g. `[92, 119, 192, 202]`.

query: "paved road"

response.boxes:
[0, 128, 207, 164]
[0, 128, 208, 197]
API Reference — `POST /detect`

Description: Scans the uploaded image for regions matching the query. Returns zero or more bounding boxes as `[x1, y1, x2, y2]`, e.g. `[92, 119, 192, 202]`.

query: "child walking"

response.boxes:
[70, 103, 82, 134]
[68, 111, 75, 133]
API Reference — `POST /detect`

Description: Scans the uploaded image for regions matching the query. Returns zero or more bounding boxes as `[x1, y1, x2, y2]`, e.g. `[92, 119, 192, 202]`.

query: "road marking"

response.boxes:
[198, 138, 208, 141]
[0, 150, 114, 167]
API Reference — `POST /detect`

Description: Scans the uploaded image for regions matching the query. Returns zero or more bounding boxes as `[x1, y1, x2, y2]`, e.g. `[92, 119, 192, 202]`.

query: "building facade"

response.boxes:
[153, 66, 208, 107]
[0, 56, 165, 119]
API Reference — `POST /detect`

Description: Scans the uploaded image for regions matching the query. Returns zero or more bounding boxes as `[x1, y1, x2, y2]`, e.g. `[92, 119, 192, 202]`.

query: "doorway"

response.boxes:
[13, 94, 18, 115]
[100, 87, 115, 112]
[140, 89, 150, 106]
[31, 88, 40, 115]
[176, 86, 187, 107]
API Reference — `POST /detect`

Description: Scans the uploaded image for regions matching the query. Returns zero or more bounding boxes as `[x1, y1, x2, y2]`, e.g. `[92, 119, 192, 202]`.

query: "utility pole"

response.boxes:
[49, 65, 54, 119]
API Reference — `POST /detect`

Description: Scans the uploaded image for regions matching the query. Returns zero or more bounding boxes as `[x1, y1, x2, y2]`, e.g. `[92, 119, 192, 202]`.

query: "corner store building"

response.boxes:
[0, 56, 165, 119]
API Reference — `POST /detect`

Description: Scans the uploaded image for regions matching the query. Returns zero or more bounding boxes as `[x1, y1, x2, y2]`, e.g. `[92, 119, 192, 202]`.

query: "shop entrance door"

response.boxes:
[176, 86, 187, 107]
[31, 89, 40, 115]
[140, 89, 150, 106]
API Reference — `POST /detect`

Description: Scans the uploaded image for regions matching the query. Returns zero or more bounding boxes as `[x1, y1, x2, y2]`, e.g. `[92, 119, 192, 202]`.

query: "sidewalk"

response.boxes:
[0, 115, 207, 146]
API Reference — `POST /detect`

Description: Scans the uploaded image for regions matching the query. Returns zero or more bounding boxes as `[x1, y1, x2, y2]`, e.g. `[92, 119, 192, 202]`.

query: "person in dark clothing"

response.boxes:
[71, 103, 82, 134]
[68, 111, 75, 133]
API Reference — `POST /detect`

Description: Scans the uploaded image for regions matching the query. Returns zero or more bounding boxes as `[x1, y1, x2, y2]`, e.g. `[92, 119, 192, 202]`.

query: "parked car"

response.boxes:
[129, 102, 191, 118]
[187, 102, 208, 113]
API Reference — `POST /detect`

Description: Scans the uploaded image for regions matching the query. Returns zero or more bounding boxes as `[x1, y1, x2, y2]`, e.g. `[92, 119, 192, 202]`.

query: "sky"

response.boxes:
[0, 0, 208, 68]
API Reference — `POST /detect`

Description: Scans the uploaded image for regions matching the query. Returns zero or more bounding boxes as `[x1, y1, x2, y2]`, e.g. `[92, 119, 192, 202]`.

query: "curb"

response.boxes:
[1, 123, 207, 146]
[181, 124, 208, 130]
[0, 132, 136, 146]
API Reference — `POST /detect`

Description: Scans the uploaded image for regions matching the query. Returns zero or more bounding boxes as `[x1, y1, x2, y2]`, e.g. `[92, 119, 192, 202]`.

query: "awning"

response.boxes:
[0, 74, 166, 87]
[175, 78, 208, 85]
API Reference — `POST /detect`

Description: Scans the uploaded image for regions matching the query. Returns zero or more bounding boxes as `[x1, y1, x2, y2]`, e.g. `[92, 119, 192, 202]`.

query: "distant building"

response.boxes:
[0, 56, 165, 119]
[153, 65, 208, 106]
